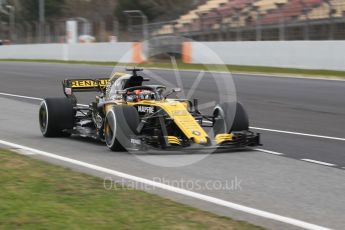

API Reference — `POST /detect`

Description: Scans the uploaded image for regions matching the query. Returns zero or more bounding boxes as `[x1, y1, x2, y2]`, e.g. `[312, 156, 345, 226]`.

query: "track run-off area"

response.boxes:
[0, 62, 344, 230]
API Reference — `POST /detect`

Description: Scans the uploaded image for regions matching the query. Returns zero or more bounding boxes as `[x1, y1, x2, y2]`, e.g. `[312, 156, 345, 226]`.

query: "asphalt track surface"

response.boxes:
[1, 62, 345, 229]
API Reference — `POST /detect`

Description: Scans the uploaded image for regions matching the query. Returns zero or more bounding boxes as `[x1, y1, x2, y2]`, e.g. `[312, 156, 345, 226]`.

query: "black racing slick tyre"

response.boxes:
[213, 101, 249, 135]
[104, 105, 140, 151]
[39, 98, 74, 137]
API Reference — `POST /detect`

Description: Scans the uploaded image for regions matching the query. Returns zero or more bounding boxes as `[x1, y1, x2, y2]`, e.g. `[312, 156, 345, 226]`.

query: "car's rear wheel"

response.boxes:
[39, 98, 74, 137]
[104, 105, 139, 151]
[213, 101, 249, 135]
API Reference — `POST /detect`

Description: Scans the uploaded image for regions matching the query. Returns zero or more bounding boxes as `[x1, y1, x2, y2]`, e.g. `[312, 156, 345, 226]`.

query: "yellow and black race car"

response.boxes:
[39, 68, 260, 152]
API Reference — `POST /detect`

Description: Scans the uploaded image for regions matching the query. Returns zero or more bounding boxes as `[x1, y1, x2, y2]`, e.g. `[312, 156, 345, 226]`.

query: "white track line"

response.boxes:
[1, 91, 344, 142]
[0, 139, 331, 230]
[257, 149, 337, 168]
[301, 159, 336, 167]
[250, 126, 345, 142]
[0, 92, 88, 107]
[0, 92, 42, 101]
[255, 148, 284, 155]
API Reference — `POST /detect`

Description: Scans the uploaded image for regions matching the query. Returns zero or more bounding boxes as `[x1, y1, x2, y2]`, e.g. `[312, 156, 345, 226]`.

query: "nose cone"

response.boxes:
[193, 136, 208, 145]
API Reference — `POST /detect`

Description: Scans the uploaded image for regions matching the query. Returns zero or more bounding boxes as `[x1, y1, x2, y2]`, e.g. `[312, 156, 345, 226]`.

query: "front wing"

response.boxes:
[126, 131, 261, 152]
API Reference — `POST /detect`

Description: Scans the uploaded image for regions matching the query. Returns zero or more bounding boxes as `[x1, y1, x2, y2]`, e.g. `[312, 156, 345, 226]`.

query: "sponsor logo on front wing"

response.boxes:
[130, 138, 141, 145]
[137, 106, 155, 114]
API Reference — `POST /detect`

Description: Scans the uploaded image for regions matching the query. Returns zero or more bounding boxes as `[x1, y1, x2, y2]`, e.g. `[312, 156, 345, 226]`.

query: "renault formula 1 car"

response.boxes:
[39, 68, 260, 152]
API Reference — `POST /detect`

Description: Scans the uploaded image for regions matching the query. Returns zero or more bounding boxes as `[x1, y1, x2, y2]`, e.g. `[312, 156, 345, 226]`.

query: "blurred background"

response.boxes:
[0, 0, 344, 45]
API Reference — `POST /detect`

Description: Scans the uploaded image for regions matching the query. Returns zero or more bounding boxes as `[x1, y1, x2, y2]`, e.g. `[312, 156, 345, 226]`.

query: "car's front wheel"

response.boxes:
[104, 105, 139, 151]
[213, 101, 249, 136]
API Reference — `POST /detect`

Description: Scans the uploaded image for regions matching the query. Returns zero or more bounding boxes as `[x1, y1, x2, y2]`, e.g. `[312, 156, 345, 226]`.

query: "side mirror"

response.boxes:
[172, 88, 181, 92]
[165, 88, 182, 99]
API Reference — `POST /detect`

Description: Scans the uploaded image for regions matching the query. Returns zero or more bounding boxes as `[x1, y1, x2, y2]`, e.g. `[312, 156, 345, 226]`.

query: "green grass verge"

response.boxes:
[1, 58, 344, 79]
[0, 149, 265, 230]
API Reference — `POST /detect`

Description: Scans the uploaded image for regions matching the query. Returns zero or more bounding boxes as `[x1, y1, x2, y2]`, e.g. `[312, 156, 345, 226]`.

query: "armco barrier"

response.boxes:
[0, 44, 64, 60]
[1, 41, 345, 71]
[0, 42, 142, 63]
[184, 41, 345, 71]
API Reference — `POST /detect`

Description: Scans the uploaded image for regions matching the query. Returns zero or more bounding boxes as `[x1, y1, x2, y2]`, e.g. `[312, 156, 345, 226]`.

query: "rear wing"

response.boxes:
[62, 72, 129, 95]
[62, 78, 109, 95]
